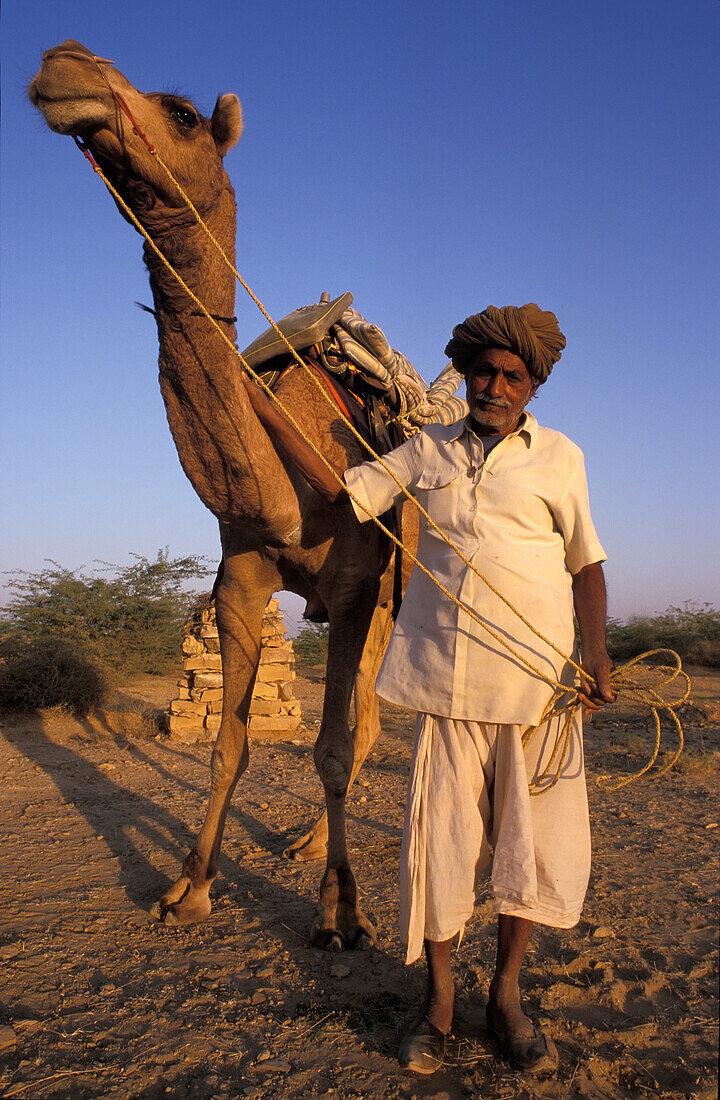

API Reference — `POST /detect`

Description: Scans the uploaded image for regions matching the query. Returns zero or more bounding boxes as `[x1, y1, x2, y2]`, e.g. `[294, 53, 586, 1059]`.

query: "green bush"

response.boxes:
[606, 602, 720, 667]
[0, 634, 108, 714]
[1, 549, 212, 677]
[294, 623, 329, 666]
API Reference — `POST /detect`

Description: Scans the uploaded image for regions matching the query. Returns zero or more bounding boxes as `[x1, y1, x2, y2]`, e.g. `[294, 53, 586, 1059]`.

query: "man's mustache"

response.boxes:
[472, 396, 511, 410]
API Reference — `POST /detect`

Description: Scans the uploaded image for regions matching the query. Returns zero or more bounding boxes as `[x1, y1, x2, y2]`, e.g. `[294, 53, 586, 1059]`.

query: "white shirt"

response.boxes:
[344, 412, 606, 725]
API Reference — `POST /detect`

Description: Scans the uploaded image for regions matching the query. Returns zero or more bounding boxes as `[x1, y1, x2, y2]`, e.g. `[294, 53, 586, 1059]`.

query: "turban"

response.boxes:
[444, 303, 566, 385]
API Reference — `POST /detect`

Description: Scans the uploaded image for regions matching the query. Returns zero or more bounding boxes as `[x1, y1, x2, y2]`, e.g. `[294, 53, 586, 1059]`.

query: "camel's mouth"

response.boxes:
[29, 40, 123, 137]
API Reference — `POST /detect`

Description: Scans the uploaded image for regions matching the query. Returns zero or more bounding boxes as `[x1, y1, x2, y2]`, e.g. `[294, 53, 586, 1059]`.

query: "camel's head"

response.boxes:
[29, 41, 243, 233]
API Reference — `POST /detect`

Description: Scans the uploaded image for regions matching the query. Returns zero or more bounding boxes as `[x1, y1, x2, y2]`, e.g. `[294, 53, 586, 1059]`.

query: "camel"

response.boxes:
[30, 40, 416, 950]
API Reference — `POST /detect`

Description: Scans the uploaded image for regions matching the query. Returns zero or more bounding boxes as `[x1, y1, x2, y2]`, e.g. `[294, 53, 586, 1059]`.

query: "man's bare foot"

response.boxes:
[487, 977, 534, 1039]
[425, 991, 454, 1035]
[486, 979, 558, 1075]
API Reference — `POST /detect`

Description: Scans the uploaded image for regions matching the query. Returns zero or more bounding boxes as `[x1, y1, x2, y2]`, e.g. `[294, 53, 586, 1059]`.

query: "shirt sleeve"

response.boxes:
[343, 433, 425, 523]
[553, 454, 607, 574]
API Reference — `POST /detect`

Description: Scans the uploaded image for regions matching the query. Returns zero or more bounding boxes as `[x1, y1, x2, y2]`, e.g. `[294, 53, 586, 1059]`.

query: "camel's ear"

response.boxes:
[211, 94, 243, 156]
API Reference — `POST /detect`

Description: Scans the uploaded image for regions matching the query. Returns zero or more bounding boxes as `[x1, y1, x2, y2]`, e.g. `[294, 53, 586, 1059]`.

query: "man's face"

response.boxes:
[465, 347, 537, 436]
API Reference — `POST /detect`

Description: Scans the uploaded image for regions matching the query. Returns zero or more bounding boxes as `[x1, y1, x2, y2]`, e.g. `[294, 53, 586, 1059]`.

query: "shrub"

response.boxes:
[294, 623, 329, 666]
[606, 602, 720, 667]
[0, 634, 108, 714]
[1, 549, 213, 677]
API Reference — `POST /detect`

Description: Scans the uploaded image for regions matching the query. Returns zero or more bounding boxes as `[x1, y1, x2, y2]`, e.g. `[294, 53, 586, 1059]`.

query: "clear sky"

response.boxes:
[2, 0, 718, 625]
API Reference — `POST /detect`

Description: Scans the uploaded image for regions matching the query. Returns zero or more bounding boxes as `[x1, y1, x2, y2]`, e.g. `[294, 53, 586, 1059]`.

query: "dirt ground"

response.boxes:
[0, 664, 718, 1100]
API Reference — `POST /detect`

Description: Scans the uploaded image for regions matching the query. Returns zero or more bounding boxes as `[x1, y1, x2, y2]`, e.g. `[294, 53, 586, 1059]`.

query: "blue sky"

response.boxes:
[2, 0, 719, 624]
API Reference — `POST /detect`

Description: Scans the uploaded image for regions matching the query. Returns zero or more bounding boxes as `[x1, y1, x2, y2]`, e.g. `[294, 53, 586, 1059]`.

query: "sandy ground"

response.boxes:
[0, 665, 718, 1099]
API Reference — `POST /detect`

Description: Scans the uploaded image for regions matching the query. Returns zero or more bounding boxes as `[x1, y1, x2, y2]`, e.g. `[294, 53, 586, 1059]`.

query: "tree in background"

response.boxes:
[293, 622, 329, 667]
[0, 550, 213, 712]
[605, 602, 720, 667]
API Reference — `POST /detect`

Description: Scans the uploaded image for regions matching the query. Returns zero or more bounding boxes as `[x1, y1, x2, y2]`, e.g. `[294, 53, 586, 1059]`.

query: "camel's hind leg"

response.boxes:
[284, 600, 394, 861]
[151, 549, 279, 925]
[310, 578, 382, 950]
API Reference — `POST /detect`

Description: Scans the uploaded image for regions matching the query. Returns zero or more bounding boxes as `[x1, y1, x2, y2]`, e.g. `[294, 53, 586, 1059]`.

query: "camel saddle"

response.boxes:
[241, 291, 353, 370]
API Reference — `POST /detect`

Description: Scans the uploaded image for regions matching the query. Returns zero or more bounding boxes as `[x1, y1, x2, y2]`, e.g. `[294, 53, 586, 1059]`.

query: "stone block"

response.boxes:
[182, 635, 205, 657]
[170, 699, 208, 718]
[168, 714, 205, 738]
[205, 714, 222, 734]
[199, 624, 219, 639]
[183, 653, 223, 672]
[193, 671, 224, 690]
[277, 680, 294, 702]
[259, 646, 293, 665]
[255, 663, 294, 683]
[249, 698, 282, 717]
[191, 687, 224, 703]
[252, 682, 278, 700]
[248, 714, 301, 737]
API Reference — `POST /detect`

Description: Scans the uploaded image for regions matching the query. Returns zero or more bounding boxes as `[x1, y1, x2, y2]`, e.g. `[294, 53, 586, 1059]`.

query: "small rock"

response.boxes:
[256, 1049, 272, 1063]
[0, 944, 20, 960]
[705, 822, 718, 830]
[260, 802, 269, 810]
[330, 964, 351, 978]
[251, 991, 267, 1004]
[592, 926, 615, 940]
[256, 1058, 291, 1073]
[10, 1019, 40, 1035]
[0, 1026, 17, 1051]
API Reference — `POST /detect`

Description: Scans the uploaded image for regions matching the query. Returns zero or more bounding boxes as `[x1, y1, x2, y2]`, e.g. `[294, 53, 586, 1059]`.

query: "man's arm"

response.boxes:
[240, 371, 348, 504]
[572, 561, 615, 711]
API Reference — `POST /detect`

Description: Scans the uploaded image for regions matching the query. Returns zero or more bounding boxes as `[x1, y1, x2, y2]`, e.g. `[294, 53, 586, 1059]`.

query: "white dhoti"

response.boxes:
[400, 711, 591, 964]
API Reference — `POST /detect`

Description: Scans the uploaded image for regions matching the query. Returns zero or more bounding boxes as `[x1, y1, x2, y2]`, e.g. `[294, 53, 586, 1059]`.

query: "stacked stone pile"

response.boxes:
[167, 598, 301, 743]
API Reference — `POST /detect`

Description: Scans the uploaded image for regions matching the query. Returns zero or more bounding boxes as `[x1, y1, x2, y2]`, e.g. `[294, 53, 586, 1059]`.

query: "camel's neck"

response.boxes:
[143, 185, 300, 538]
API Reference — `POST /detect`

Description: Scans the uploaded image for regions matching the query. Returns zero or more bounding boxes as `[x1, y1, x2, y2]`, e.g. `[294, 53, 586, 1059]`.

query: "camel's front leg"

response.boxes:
[151, 549, 278, 925]
[284, 599, 394, 862]
[311, 580, 379, 951]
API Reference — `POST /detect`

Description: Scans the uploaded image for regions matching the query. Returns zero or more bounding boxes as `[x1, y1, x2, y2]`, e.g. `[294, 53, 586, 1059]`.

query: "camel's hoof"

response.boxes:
[352, 931, 373, 952]
[282, 818, 329, 863]
[150, 882, 212, 926]
[310, 926, 346, 952]
[282, 834, 328, 863]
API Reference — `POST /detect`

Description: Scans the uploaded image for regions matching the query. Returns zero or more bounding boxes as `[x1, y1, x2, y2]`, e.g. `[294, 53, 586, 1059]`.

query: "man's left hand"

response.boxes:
[577, 651, 615, 712]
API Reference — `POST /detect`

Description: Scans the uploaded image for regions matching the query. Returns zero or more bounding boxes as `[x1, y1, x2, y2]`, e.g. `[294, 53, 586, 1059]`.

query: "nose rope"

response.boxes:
[71, 63, 690, 793]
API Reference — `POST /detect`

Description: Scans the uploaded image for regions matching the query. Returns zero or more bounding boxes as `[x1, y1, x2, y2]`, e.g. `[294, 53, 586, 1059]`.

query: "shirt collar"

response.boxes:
[443, 410, 538, 448]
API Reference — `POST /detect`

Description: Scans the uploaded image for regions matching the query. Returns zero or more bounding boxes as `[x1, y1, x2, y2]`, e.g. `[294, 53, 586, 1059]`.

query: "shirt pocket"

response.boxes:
[414, 471, 465, 532]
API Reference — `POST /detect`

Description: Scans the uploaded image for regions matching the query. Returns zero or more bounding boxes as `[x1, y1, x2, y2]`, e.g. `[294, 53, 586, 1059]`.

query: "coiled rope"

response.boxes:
[71, 70, 691, 792]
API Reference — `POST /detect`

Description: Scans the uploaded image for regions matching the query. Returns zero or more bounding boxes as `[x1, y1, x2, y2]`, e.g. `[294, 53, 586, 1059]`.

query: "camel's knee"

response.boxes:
[314, 744, 351, 798]
[210, 739, 248, 794]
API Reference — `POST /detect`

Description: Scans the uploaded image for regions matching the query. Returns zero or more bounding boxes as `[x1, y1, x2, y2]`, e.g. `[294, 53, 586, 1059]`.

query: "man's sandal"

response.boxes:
[485, 1006, 559, 1075]
[398, 1015, 447, 1074]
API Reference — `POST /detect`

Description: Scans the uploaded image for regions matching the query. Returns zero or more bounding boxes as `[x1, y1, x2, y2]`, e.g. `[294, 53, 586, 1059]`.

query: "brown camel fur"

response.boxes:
[30, 41, 415, 949]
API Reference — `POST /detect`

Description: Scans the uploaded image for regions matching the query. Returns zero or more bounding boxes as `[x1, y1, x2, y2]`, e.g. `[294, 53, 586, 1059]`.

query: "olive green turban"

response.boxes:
[444, 303, 566, 385]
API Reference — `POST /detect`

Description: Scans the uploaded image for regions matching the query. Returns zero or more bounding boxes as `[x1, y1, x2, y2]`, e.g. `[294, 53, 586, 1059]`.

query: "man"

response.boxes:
[240, 302, 614, 1076]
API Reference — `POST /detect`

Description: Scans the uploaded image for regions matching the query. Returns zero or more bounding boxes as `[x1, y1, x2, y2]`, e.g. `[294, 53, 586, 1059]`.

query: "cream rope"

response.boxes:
[75, 87, 691, 790]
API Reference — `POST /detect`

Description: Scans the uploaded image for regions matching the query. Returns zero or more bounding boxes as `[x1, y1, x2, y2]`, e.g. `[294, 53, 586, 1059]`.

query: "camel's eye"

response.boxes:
[171, 105, 198, 129]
